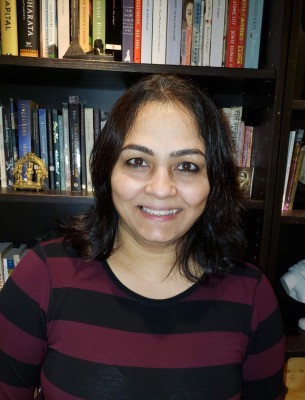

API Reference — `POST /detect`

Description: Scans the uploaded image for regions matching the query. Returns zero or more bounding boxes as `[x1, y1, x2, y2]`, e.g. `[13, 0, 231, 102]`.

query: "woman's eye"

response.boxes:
[177, 162, 198, 173]
[127, 158, 148, 168]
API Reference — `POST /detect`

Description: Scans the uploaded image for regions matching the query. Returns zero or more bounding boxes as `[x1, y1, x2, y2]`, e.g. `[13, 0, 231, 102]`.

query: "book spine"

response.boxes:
[47, 108, 55, 189]
[62, 103, 71, 191]
[84, 107, 94, 192]
[0, 0, 18, 55]
[32, 107, 40, 157]
[105, 0, 122, 61]
[229, 105, 243, 164]
[9, 98, 18, 163]
[197, 0, 205, 66]
[190, 0, 201, 66]
[38, 108, 50, 188]
[92, 0, 106, 51]
[58, 114, 66, 191]
[236, 0, 248, 67]
[52, 109, 61, 190]
[93, 108, 101, 141]
[57, 0, 70, 58]
[69, 96, 82, 191]
[152, 0, 168, 64]
[289, 144, 305, 210]
[282, 130, 296, 210]
[244, 0, 264, 68]
[134, 0, 142, 63]
[17, 100, 37, 158]
[0, 106, 7, 188]
[210, 0, 227, 67]
[17, 0, 40, 57]
[166, 0, 183, 65]
[140, 0, 153, 63]
[225, 0, 241, 68]
[181, 21, 192, 65]
[202, 0, 213, 66]
[2, 107, 15, 187]
[79, 0, 90, 52]
[48, 0, 58, 58]
[0, 243, 13, 290]
[122, 0, 135, 63]
[80, 106, 87, 191]
[40, 0, 49, 57]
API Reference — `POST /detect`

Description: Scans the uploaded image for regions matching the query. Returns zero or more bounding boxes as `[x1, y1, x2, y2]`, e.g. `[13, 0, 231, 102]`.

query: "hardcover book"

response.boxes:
[244, 0, 264, 68]
[210, 0, 228, 67]
[140, 0, 153, 63]
[17, 99, 39, 158]
[92, 0, 106, 52]
[152, 0, 168, 64]
[38, 108, 50, 189]
[57, 0, 70, 58]
[68, 96, 82, 191]
[166, 0, 183, 65]
[17, 0, 40, 57]
[40, 0, 58, 58]
[0, 0, 18, 55]
[105, 0, 122, 60]
[122, 0, 135, 63]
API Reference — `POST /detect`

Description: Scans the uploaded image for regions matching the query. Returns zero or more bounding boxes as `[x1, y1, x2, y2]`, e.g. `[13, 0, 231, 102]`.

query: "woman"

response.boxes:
[0, 74, 285, 399]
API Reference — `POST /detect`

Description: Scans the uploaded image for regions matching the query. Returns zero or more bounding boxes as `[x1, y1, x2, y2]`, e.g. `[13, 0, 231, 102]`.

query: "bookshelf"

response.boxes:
[0, 2, 292, 293]
[268, 0, 305, 336]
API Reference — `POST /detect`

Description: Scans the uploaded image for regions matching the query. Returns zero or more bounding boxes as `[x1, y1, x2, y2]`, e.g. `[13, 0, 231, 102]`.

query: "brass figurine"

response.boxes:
[13, 153, 48, 191]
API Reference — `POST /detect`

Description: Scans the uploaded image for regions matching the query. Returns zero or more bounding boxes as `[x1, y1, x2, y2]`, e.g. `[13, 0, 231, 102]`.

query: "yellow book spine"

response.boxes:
[0, 0, 18, 55]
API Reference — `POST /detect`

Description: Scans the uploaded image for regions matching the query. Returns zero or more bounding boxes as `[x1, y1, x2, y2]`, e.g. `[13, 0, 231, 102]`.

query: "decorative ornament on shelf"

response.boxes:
[12, 152, 48, 192]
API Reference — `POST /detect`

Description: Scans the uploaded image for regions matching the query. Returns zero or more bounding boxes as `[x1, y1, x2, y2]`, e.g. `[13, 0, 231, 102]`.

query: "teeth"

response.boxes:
[141, 207, 179, 216]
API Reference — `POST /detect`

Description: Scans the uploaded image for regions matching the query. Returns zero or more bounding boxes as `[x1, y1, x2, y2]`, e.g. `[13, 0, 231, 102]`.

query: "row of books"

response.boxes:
[282, 129, 305, 211]
[0, 0, 264, 68]
[0, 242, 28, 290]
[0, 97, 108, 192]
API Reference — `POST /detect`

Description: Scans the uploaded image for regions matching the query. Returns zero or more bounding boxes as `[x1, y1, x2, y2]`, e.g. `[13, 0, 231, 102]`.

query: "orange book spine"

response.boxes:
[236, 0, 248, 68]
[134, 0, 142, 63]
[225, 0, 241, 68]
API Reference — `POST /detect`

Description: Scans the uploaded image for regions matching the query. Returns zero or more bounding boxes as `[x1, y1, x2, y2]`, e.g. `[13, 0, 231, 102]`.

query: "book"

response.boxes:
[57, 0, 70, 58]
[62, 103, 71, 191]
[241, 124, 253, 168]
[79, 0, 91, 53]
[84, 107, 94, 191]
[122, 0, 134, 63]
[17, 99, 39, 158]
[166, 0, 183, 65]
[236, 0, 248, 67]
[282, 130, 296, 211]
[225, 105, 243, 164]
[191, 0, 202, 66]
[244, 0, 264, 68]
[92, 0, 106, 52]
[52, 108, 61, 190]
[93, 108, 101, 141]
[2, 106, 15, 187]
[210, 0, 228, 67]
[0, 242, 13, 290]
[47, 108, 55, 189]
[0, 105, 7, 188]
[197, 0, 205, 66]
[80, 106, 87, 191]
[237, 166, 253, 197]
[288, 143, 305, 210]
[32, 107, 40, 158]
[105, 0, 122, 61]
[152, 0, 168, 64]
[283, 130, 304, 211]
[68, 96, 82, 191]
[225, 0, 241, 68]
[58, 113, 66, 191]
[40, 0, 58, 58]
[3, 245, 27, 282]
[134, 0, 142, 63]
[140, 0, 153, 63]
[17, 0, 40, 57]
[0, 0, 18, 55]
[202, 0, 213, 66]
[38, 108, 50, 189]
[9, 98, 18, 164]
[180, 0, 193, 65]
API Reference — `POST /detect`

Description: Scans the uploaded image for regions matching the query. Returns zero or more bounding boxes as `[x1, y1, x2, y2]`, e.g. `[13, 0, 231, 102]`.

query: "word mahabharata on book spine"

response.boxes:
[17, 0, 40, 57]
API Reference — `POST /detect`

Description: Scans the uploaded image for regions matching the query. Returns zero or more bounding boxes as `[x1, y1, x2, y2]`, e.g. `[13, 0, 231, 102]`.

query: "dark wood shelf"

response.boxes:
[292, 99, 305, 110]
[281, 209, 305, 223]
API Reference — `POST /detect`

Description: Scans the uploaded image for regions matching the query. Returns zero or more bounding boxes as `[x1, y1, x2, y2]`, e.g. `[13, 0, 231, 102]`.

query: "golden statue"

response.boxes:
[284, 357, 305, 399]
[13, 152, 48, 191]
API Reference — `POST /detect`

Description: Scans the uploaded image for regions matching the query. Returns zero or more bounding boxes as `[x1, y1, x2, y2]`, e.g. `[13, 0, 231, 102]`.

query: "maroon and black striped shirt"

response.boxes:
[0, 237, 285, 399]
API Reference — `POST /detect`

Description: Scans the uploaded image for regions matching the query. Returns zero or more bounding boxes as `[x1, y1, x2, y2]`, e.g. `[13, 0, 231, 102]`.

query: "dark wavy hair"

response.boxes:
[61, 73, 247, 282]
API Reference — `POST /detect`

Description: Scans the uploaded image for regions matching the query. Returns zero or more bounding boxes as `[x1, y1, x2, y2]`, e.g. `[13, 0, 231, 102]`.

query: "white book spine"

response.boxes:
[202, 0, 213, 66]
[84, 108, 94, 192]
[152, 0, 168, 64]
[57, 0, 70, 58]
[210, 0, 227, 67]
[166, 0, 183, 65]
[48, 0, 58, 57]
[40, 0, 49, 57]
[141, 0, 153, 63]
[282, 130, 296, 210]
[62, 105, 71, 191]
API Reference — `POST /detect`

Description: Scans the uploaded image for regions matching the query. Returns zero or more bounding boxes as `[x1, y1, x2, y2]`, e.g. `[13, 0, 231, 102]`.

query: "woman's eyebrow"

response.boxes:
[121, 145, 205, 158]
[121, 144, 153, 156]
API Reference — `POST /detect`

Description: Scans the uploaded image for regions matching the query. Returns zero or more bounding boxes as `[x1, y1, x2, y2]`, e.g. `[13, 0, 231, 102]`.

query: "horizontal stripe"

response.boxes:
[43, 349, 242, 400]
[49, 287, 252, 334]
[0, 350, 40, 388]
[47, 321, 248, 368]
[0, 280, 47, 340]
[0, 314, 46, 365]
[0, 381, 36, 400]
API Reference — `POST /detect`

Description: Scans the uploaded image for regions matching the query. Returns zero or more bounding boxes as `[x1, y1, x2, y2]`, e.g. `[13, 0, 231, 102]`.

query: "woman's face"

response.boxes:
[111, 101, 210, 248]
[285, 358, 305, 393]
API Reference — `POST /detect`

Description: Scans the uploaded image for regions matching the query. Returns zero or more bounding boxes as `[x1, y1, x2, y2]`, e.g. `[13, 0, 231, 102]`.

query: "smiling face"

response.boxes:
[285, 357, 305, 393]
[111, 101, 210, 249]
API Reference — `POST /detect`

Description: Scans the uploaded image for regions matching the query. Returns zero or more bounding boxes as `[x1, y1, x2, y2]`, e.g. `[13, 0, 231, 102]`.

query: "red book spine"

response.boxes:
[134, 0, 142, 63]
[236, 0, 248, 68]
[225, 0, 241, 68]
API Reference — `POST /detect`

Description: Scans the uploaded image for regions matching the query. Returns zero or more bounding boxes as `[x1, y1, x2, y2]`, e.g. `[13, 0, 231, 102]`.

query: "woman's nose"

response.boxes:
[145, 168, 177, 198]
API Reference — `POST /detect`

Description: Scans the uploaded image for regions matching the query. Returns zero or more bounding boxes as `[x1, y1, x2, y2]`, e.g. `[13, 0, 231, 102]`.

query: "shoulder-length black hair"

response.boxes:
[61, 73, 247, 282]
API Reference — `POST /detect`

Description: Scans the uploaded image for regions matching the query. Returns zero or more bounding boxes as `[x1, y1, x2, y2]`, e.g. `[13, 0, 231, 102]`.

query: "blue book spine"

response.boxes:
[191, 0, 202, 66]
[17, 99, 36, 158]
[58, 114, 66, 191]
[52, 108, 60, 190]
[166, 0, 183, 65]
[244, 0, 265, 69]
[122, 0, 134, 62]
[38, 108, 50, 189]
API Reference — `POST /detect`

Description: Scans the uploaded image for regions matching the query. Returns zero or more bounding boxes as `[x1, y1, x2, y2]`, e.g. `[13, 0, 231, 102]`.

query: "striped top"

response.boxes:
[0, 237, 285, 399]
